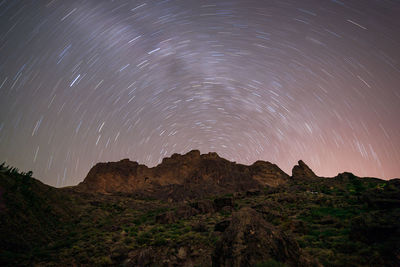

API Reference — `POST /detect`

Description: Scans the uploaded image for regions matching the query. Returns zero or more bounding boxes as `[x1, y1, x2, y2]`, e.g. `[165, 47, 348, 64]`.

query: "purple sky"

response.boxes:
[0, 0, 399, 186]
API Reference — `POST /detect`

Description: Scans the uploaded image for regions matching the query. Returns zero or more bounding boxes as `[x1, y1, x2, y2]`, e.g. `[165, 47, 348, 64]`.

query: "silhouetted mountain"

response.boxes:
[1, 154, 399, 266]
[77, 150, 289, 201]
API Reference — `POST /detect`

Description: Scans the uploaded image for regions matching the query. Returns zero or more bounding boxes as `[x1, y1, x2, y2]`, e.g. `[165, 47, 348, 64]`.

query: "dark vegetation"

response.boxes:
[0, 163, 399, 266]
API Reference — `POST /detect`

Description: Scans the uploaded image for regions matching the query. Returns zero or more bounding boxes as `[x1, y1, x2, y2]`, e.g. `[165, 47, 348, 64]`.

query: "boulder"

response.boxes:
[214, 220, 231, 232]
[156, 211, 176, 224]
[190, 199, 215, 213]
[212, 207, 316, 267]
[214, 197, 234, 211]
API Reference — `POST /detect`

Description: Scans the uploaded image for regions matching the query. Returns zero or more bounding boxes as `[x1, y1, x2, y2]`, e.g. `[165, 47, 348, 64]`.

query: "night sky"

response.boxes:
[0, 0, 399, 187]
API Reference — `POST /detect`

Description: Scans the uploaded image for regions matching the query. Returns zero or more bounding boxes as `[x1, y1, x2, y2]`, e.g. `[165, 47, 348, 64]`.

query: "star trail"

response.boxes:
[0, 0, 399, 187]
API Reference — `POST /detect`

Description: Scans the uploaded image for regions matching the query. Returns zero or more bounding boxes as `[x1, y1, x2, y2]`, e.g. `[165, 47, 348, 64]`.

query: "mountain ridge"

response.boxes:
[76, 150, 395, 200]
[76, 150, 291, 200]
[1, 154, 399, 266]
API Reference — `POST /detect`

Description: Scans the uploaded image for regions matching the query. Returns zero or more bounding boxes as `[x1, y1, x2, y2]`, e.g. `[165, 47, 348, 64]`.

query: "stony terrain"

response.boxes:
[0, 151, 399, 266]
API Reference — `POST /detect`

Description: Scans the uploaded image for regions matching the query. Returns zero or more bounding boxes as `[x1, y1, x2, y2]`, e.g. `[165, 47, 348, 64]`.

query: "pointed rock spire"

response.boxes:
[291, 160, 317, 179]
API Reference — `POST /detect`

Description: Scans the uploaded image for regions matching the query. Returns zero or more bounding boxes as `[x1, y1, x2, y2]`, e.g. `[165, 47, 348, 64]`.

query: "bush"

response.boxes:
[254, 259, 286, 267]
[136, 231, 151, 245]
[153, 235, 167, 246]
[93, 256, 112, 266]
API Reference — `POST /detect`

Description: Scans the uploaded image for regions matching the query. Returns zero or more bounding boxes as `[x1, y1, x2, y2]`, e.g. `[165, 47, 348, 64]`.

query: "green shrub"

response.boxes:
[93, 255, 112, 266]
[153, 235, 167, 246]
[254, 259, 286, 267]
[136, 231, 151, 245]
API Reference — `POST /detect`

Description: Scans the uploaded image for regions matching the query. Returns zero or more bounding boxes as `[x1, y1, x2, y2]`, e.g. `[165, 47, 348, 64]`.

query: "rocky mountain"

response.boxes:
[77, 150, 289, 200]
[1, 154, 399, 266]
[292, 160, 318, 180]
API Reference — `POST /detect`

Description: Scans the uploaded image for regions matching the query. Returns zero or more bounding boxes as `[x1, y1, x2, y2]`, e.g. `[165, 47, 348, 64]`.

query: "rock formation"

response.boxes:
[291, 160, 317, 179]
[77, 150, 289, 200]
[212, 207, 317, 266]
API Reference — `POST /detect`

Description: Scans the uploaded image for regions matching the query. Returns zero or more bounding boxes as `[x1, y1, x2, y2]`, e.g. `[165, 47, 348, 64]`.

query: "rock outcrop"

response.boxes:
[212, 207, 317, 266]
[77, 150, 290, 200]
[291, 160, 317, 179]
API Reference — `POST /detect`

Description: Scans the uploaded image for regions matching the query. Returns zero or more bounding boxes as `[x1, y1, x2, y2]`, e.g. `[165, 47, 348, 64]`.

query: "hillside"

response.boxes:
[0, 152, 399, 266]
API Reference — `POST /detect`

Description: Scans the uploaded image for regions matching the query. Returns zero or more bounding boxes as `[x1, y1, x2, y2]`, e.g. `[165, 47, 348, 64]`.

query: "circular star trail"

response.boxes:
[0, 0, 399, 186]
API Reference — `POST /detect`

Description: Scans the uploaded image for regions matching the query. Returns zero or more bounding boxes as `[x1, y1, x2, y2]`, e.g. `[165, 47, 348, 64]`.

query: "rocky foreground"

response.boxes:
[0, 151, 399, 266]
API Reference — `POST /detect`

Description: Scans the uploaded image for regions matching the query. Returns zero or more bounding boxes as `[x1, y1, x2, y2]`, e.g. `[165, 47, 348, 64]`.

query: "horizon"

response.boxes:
[2, 150, 398, 189]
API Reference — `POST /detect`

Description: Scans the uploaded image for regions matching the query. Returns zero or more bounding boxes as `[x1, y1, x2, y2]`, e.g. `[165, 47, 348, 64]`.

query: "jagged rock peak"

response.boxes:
[76, 151, 290, 199]
[204, 151, 220, 159]
[252, 160, 274, 167]
[292, 160, 317, 179]
[186, 149, 201, 157]
[161, 149, 201, 165]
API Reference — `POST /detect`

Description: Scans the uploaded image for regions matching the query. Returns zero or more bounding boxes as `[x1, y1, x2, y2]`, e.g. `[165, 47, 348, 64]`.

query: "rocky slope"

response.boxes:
[1, 155, 399, 266]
